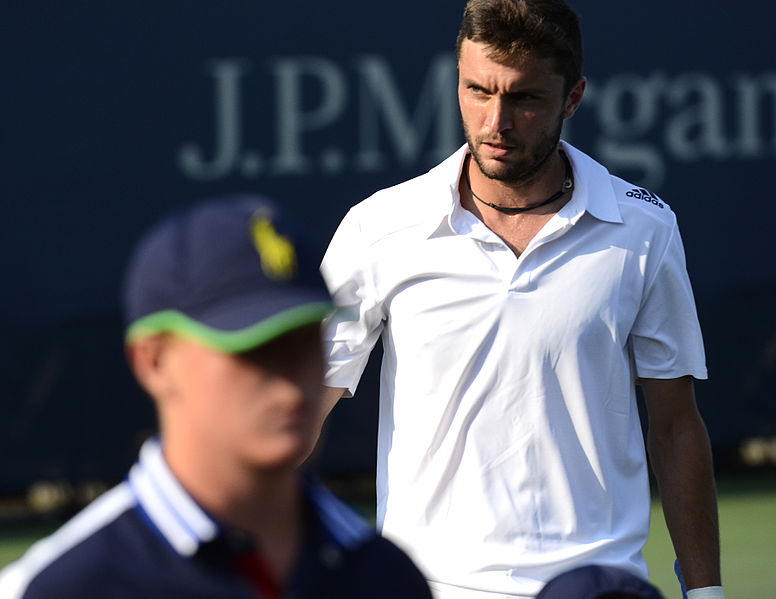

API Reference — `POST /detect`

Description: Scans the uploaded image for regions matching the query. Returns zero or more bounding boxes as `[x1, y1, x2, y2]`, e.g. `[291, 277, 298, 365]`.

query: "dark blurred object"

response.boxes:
[536, 565, 663, 599]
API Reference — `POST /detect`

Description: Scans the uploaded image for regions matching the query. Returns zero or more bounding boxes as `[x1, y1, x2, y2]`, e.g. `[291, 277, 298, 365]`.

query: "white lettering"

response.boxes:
[354, 54, 459, 171]
[732, 73, 776, 156]
[664, 73, 728, 161]
[178, 60, 249, 180]
[174, 56, 774, 188]
[268, 57, 347, 175]
[597, 73, 666, 137]
[589, 73, 667, 187]
[734, 74, 764, 157]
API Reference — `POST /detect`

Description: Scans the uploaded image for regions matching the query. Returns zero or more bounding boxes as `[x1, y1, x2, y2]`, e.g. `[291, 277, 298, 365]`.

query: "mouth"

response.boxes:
[480, 141, 515, 158]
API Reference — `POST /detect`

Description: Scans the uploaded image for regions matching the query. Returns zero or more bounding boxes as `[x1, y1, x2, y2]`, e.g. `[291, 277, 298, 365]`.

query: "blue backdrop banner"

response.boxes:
[3, 1, 775, 490]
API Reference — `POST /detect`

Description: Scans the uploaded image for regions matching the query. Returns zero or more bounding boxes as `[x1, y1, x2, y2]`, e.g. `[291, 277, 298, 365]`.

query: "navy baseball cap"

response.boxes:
[536, 565, 664, 599]
[122, 194, 332, 353]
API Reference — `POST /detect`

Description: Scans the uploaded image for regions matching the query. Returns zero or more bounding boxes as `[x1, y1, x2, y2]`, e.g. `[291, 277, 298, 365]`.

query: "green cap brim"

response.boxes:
[125, 301, 332, 353]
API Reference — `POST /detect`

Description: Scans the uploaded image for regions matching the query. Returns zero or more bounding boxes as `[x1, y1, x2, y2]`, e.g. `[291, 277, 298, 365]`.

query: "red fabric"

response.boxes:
[233, 551, 283, 599]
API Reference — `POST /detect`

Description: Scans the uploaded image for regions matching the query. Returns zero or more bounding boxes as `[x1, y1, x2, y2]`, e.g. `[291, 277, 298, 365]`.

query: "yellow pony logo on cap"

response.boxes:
[250, 211, 297, 280]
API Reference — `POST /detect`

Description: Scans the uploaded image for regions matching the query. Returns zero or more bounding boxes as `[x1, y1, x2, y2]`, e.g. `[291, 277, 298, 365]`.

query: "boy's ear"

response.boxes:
[125, 335, 175, 400]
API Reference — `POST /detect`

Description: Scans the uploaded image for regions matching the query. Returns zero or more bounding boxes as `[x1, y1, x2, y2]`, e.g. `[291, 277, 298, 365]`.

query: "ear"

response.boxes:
[125, 335, 176, 402]
[563, 76, 586, 120]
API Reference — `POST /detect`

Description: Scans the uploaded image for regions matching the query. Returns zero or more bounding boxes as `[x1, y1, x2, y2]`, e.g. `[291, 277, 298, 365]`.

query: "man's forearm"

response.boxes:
[648, 415, 721, 590]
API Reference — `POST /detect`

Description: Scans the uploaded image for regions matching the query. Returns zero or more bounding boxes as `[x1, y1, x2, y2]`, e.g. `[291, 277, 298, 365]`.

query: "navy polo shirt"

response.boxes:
[0, 439, 431, 598]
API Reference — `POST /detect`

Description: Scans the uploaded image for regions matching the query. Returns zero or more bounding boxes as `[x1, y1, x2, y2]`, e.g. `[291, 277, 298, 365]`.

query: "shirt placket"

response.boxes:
[510, 210, 581, 292]
[468, 224, 520, 291]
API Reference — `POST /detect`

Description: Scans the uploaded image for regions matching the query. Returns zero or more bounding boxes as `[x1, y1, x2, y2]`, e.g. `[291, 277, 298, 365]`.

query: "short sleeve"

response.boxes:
[320, 209, 385, 397]
[630, 221, 708, 380]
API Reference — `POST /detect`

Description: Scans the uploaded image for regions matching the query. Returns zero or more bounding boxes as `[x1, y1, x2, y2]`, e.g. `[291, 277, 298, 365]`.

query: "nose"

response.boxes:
[485, 96, 512, 133]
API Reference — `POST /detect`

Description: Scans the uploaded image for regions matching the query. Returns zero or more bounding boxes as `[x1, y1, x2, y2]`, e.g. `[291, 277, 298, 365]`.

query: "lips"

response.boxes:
[481, 142, 515, 158]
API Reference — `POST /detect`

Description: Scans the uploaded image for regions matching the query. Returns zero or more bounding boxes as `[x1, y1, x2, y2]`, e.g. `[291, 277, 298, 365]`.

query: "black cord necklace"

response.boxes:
[464, 150, 574, 214]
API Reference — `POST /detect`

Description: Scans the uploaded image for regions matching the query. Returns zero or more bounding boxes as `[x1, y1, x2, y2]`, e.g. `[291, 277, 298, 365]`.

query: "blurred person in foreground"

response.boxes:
[535, 564, 664, 599]
[319, 1, 723, 597]
[0, 195, 432, 598]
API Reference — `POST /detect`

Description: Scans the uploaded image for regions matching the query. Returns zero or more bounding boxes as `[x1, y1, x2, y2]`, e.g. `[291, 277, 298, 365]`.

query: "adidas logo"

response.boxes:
[626, 188, 664, 209]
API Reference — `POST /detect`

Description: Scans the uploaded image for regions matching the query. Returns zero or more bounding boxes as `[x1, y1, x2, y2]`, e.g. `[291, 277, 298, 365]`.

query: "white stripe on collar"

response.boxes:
[0, 484, 136, 599]
[128, 438, 218, 556]
[129, 438, 373, 556]
[139, 440, 219, 543]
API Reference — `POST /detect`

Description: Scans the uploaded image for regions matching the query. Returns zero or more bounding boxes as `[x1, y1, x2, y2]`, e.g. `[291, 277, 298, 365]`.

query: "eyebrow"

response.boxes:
[462, 78, 548, 96]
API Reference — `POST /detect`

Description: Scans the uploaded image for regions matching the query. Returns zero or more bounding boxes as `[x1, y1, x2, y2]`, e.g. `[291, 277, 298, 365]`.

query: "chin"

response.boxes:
[251, 438, 318, 471]
[480, 161, 511, 179]
[478, 161, 517, 183]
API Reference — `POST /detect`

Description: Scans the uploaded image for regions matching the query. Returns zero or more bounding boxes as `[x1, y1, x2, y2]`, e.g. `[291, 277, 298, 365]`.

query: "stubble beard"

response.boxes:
[464, 114, 565, 187]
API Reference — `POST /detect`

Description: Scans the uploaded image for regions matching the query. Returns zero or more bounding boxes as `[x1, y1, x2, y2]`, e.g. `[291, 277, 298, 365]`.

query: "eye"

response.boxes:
[509, 92, 537, 102]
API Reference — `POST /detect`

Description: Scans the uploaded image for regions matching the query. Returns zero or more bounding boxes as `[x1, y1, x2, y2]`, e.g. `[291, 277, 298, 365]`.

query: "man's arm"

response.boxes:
[321, 385, 346, 420]
[309, 386, 347, 461]
[640, 375, 722, 592]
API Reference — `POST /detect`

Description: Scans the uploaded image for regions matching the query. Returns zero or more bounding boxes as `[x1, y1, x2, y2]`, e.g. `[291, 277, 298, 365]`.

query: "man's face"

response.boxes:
[458, 40, 582, 184]
[161, 324, 324, 471]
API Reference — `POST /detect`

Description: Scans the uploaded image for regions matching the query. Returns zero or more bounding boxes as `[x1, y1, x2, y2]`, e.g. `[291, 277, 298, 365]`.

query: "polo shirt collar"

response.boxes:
[127, 437, 373, 558]
[128, 437, 219, 556]
[559, 140, 622, 224]
[424, 141, 622, 239]
[423, 144, 470, 239]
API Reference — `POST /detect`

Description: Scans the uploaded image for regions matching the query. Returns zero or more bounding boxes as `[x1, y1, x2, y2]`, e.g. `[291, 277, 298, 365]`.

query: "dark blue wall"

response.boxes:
[3, 2, 775, 489]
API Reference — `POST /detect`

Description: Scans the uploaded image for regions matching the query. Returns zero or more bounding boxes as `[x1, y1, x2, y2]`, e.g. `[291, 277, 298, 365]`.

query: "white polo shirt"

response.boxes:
[321, 141, 707, 598]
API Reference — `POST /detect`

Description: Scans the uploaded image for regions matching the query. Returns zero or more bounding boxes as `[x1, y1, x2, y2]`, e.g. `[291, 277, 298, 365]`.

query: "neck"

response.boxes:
[164, 439, 305, 583]
[163, 436, 302, 542]
[464, 149, 573, 215]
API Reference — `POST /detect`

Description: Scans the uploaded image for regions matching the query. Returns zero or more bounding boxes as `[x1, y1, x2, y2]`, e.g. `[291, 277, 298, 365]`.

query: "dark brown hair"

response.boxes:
[456, 0, 583, 94]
